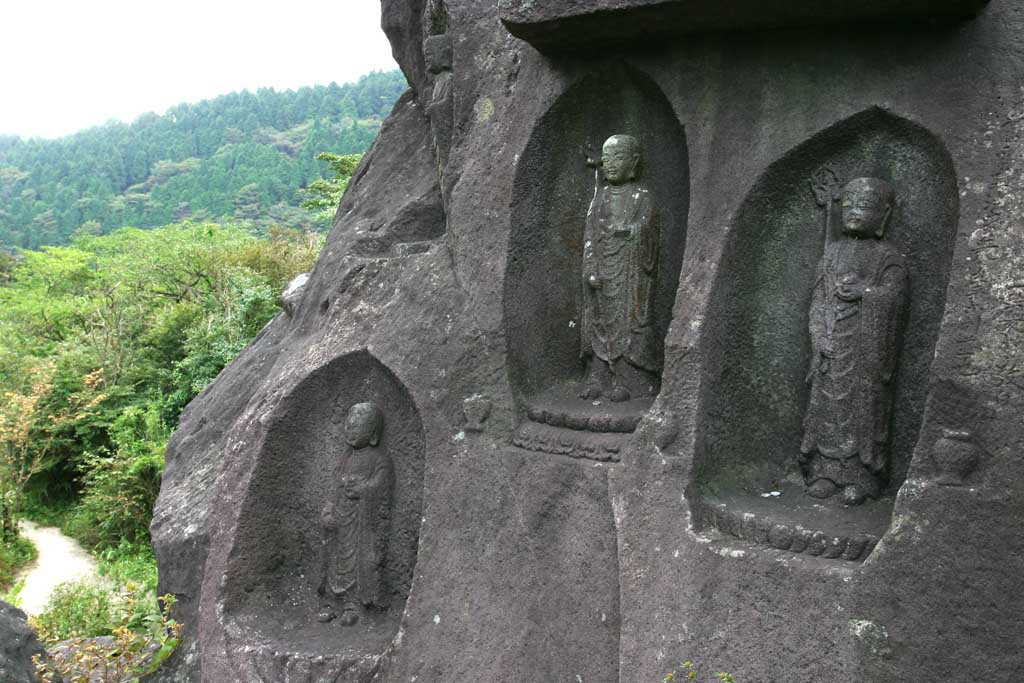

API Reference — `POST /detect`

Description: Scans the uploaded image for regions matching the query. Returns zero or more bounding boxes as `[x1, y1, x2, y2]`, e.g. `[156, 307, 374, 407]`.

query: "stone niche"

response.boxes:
[499, 0, 992, 51]
[220, 351, 424, 682]
[691, 107, 958, 562]
[504, 63, 688, 462]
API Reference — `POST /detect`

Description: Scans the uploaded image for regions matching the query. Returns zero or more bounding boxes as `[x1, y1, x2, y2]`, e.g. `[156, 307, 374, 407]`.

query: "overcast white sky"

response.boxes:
[0, 0, 399, 139]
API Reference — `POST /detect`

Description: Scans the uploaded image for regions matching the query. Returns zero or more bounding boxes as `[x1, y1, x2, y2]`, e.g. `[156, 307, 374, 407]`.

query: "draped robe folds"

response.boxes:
[580, 182, 660, 371]
[801, 237, 907, 493]
[322, 445, 393, 609]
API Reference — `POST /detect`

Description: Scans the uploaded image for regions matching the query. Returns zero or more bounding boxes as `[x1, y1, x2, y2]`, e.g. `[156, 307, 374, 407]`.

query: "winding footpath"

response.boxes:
[15, 520, 101, 616]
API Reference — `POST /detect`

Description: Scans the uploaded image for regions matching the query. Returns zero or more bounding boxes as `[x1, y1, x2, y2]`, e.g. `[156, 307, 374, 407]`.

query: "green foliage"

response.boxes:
[0, 535, 36, 593]
[300, 152, 363, 224]
[63, 407, 166, 550]
[0, 71, 406, 248]
[662, 661, 736, 683]
[96, 543, 158, 593]
[31, 580, 116, 642]
[33, 586, 180, 683]
[0, 221, 322, 551]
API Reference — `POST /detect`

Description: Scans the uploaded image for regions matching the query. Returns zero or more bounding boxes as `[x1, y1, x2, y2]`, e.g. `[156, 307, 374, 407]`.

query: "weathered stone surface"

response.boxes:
[151, 0, 1024, 681]
[0, 600, 48, 683]
[500, 0, 993, 51]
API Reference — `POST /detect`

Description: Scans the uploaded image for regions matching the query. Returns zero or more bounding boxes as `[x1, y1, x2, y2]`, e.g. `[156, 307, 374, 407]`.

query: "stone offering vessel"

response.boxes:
[150, 1, 1024, 681]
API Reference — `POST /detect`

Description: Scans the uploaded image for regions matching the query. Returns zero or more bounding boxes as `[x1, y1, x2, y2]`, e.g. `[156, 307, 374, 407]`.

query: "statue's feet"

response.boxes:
[607, 385, 631, 403]
[316, 606, 336, 623]
[841, 485, 868, 506]
[339, 607, 359, 626]
[579, 383, 602, 400]
[807, 479, 838, 499]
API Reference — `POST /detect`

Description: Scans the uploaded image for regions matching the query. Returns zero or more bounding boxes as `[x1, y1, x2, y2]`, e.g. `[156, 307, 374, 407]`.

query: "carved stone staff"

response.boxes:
[809, 165, 842, 246]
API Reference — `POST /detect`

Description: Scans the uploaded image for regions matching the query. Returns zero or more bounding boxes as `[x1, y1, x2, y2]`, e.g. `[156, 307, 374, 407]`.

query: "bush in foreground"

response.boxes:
[34, 587, 180, 683]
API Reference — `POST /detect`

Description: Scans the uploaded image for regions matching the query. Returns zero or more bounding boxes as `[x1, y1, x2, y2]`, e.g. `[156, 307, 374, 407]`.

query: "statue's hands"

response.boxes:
[343, 480, 363, 499]
[586, 274, 602, 290]
[320, 503, 336, 530]
[836, 276, 867, 302]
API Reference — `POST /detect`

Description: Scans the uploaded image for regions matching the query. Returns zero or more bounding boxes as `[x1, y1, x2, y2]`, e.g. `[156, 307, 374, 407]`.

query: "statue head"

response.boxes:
[840, 177, 895, 238]
[345, 402, 384, 449]
[601, 135, 641, 185]
[423, 35, 452, 75]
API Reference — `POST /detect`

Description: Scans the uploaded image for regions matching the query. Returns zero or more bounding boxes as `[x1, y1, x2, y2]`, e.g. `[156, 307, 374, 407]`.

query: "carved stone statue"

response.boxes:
[318, 402, 394, 625]
[579, 134, 660, 403]
[800, 177, 907, 505]
[424, 33, 454, 171]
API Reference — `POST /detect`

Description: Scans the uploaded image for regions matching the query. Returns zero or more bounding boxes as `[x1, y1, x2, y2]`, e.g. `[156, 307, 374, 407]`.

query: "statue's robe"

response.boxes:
[324, 446, 393, 608]
[427, 71, 454, 170]
[580, 182, 660, 371]
[801, 237, 907, 494]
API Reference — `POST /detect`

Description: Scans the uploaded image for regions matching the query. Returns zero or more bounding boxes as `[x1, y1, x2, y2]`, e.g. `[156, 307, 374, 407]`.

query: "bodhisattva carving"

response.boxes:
[424, 33, 454, 170]
[579, 135, 660, 403]
[318, 402, 394, 625]
[800, 176, 908, 505]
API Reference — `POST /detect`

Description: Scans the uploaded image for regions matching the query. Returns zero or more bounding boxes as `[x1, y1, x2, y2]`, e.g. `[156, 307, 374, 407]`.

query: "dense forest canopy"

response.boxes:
[0, 70, 406, 248]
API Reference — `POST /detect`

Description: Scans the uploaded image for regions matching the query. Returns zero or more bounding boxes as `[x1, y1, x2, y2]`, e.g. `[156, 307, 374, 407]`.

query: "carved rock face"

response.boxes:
[932, 430, 982, 485]
[150, 2, 1024, 682]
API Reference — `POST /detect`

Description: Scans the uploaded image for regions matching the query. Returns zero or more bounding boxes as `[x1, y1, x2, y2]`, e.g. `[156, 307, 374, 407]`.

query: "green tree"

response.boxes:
[300, 152, 362, 225]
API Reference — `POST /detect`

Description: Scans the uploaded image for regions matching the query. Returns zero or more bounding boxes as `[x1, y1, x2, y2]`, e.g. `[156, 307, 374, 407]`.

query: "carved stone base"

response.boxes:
[225, 604, 396, 682]
[526, 394, 653, 433]
[692, 483, 892, 563]
[512, 420, 625, 462]
[512, 393, 652, 461]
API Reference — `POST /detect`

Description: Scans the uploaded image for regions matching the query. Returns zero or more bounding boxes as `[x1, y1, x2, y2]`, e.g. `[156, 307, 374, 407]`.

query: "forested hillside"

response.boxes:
[0, 70, 406, 248]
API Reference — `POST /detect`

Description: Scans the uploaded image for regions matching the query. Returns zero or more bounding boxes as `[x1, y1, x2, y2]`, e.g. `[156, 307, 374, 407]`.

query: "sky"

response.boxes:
[0, 0, 399, 139]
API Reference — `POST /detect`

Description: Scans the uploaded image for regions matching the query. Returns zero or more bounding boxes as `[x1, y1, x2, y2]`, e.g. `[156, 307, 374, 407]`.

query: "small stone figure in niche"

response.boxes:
[318, 402, 394, 625]
[424, 33, 454, 171]
[579, 134, 660, 403]
[800, 177, 907, 506]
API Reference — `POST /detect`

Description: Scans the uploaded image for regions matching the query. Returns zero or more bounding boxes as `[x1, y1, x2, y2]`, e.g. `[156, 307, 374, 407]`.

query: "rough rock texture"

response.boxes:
[0, 600, 48, 683]
[499, 0, 993, 51]
[152, 1, 1024, 681]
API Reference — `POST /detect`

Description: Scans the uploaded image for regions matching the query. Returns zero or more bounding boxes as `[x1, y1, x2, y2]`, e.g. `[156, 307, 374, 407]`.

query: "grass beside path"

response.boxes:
[0, 535, 37, 595]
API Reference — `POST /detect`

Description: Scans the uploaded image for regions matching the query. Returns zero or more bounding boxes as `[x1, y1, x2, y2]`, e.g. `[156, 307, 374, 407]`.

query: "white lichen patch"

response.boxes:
[475, 97, 495, 123]
[849, 619, 892, 657]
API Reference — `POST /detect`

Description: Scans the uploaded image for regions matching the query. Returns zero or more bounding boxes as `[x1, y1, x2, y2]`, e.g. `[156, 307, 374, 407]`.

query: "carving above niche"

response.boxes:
[499, 0, 992, 51]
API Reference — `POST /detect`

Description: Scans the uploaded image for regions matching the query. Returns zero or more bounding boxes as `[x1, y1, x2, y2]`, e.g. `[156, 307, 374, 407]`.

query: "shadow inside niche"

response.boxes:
[219, 351, 424, 675]
[692, 108, 959, 562]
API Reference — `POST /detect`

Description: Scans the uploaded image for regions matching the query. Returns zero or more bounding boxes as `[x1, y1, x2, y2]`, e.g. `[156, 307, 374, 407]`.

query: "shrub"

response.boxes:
[0, 534, 36, 593]
[62, 406, 165, 552]
[97, 543, 158, 593]
[31, 580, 115, 644]
[34, 588, 180, 683]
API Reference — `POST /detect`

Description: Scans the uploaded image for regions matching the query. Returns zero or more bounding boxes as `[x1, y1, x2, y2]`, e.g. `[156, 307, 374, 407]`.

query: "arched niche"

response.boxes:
[503, 63, 689, 460]
[692, 108, 958, 561]
[221, 351, 424, 672]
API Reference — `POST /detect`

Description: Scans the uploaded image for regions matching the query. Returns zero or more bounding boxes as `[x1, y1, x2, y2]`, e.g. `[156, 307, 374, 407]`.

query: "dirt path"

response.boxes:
[16, 520, 101, 616]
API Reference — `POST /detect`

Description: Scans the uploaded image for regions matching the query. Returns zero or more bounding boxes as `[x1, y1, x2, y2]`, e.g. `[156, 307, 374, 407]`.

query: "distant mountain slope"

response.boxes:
[0, 71, 407, 248]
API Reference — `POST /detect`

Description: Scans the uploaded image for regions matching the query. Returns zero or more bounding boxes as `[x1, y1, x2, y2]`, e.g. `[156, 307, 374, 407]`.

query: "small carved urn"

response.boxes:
[932, 429, 981, 486]
[463, 394, 492, 433]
